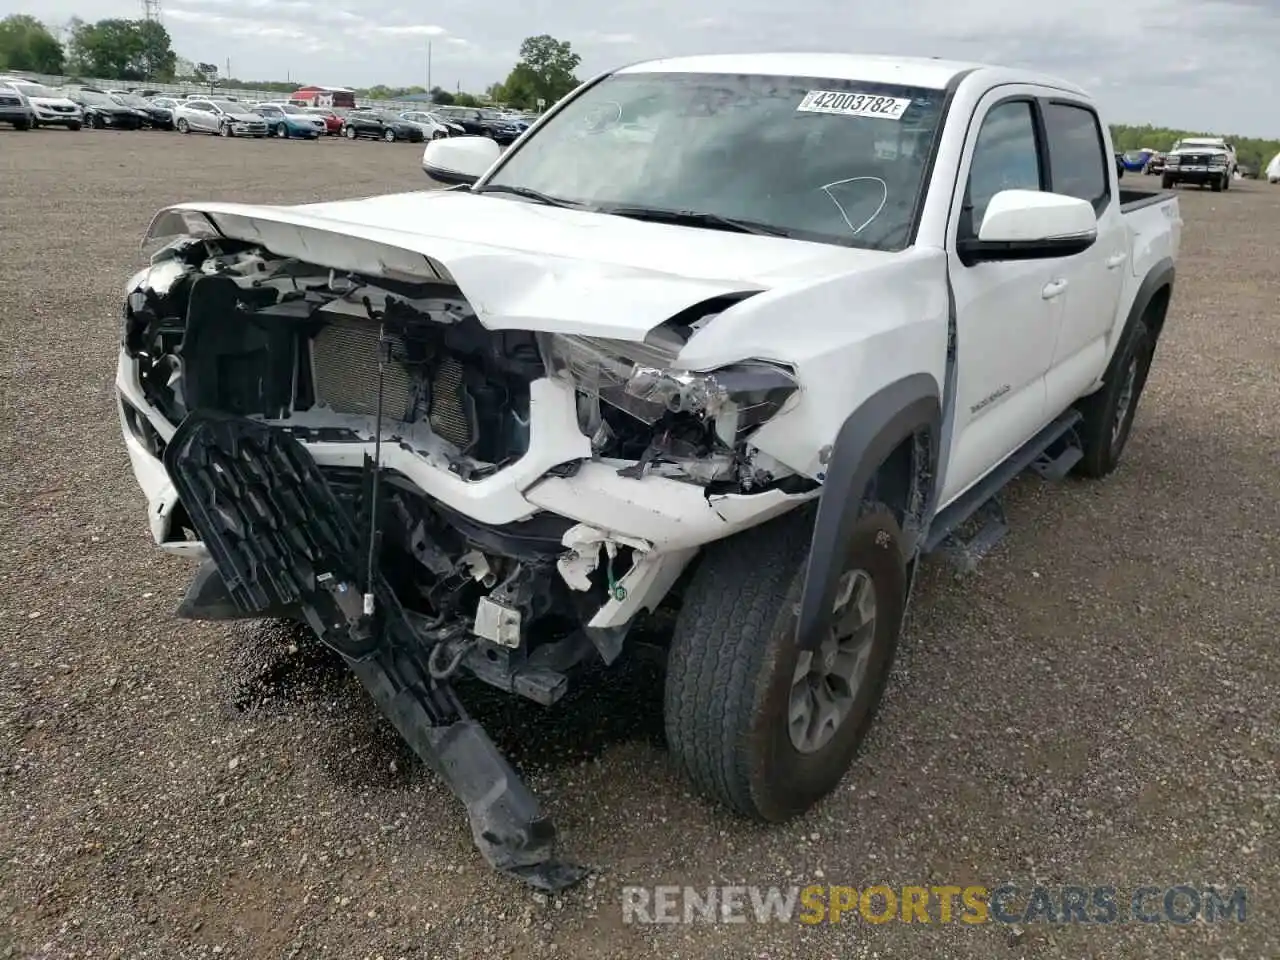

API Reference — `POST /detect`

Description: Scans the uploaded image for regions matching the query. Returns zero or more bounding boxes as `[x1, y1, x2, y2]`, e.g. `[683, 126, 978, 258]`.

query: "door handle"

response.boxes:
[1106, 252, 1129, 270]
[1041, 279, 1068, 300]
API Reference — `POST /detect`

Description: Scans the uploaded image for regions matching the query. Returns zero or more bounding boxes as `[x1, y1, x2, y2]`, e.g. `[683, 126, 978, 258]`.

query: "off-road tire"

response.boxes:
[1074, 317, 1155, 479]
[664, 502, 907, 823]
[1161, 174, 1174, 190]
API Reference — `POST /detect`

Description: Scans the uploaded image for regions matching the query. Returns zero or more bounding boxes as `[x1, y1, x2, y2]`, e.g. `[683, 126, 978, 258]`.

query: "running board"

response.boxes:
[923, 410, 1082, 569]
[163, 410, 587, 891]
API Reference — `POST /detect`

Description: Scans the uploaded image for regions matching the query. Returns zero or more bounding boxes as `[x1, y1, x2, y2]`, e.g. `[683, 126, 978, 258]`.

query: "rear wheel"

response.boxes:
[343, 125, 356, 139]
[13, 119, 31, 130]
[1074, 318, 1155, 479]
[176, 118, 189, 134]
[664, 503, 907, 822]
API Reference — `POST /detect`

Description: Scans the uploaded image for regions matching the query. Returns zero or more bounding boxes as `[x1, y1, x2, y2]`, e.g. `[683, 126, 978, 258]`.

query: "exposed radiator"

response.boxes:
[309, 314, 475, 451]
[312, 316, 412, 419]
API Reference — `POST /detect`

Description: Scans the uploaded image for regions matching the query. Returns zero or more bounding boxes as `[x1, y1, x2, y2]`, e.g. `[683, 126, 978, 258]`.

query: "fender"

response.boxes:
[1109, 258, 1175, 375]
[795, 374, 941, 651]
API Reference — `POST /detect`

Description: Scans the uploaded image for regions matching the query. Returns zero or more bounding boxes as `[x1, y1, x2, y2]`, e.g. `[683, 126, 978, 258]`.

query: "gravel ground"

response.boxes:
[1, 128, 1277, 960]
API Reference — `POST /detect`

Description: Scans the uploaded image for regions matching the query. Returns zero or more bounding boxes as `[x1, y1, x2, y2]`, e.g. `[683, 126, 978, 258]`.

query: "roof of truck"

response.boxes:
[616, 53, 1083, 94]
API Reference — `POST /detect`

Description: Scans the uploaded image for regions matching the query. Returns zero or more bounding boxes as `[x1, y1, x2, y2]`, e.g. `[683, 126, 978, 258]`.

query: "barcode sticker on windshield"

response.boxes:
[796, 91, 913, 120]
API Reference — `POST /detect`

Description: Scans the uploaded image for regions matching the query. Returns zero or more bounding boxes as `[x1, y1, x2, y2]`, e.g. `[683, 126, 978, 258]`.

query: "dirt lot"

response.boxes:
[1, 128, 1277, 959]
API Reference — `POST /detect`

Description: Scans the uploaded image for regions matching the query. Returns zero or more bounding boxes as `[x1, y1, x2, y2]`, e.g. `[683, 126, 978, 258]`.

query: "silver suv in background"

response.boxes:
[0, 81, 34, 129]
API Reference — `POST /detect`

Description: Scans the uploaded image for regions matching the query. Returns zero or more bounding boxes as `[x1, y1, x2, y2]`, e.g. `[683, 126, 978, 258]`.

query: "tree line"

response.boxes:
[0, 16, 583, 111]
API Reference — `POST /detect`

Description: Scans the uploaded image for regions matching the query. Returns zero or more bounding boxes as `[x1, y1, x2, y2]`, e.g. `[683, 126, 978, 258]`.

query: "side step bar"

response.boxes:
[163, 410, 587, 891]
[923, 410, 1082, 570]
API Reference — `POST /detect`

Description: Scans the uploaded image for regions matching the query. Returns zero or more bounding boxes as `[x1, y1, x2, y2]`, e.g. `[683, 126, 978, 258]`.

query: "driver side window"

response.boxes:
[961, 100, 1044, 239]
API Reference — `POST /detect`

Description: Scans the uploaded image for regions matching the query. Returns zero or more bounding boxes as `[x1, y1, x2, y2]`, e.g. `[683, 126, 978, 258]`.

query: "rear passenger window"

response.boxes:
[1043, 102, 1110, 213]
[962, 100, 1042, 238]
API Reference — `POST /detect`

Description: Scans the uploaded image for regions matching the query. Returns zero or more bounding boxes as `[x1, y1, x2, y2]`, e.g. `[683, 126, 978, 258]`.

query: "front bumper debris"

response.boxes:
[162, 410, 587, 890]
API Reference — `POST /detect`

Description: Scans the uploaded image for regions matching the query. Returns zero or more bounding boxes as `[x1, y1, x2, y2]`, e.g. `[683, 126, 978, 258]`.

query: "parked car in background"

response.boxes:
[1119, 149, 1151, 173]
[1162, 137, 1237, 191]
[146, 96, 182, 116]
[399, 110, 460, 139]
[111, 91, 174, 129]
[174, 98, 269, 137]
[432, 105, 524, 143]
[1267, 152, 1280, 184]
[340, 109, 424, 142]
[0, 81, 34, 129]
[254, 102, 326, 139]
[303, 106, 343, 135]
[0, 77, 81, 129]
[65, 88, 144, 130]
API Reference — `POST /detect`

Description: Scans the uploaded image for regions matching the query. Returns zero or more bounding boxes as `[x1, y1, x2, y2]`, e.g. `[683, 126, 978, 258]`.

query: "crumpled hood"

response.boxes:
[225, 112, 263, 123]
[147, 190, 894, 340]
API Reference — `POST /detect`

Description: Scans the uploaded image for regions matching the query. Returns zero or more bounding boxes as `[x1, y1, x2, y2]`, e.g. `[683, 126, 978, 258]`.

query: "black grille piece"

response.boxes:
[163, 410, 382, 659]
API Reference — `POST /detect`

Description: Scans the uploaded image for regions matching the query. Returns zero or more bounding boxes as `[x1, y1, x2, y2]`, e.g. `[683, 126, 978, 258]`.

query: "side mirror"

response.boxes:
[421, 136, 502, 187]
[959, 189, 1098, 266]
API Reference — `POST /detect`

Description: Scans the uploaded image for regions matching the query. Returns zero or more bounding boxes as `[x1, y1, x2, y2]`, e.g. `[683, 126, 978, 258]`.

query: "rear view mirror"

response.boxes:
[959, 189, 1098, 265]
[421, 136, 502, 187]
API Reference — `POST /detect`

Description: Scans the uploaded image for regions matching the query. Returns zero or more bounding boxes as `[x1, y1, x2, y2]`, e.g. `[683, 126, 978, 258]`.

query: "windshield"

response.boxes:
[113, 93, 147, 107]
[481, 71, 945, 251]
[374, 110, 400, 121]
[275, 103, 303, 114]
[77, 90, 115, 106]
[14, 81, 54, 98]
[213, 100, 243, 113]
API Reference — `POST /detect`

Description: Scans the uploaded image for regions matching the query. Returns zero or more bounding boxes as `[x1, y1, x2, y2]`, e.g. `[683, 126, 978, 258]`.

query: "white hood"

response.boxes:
[148, 190, 894, 340]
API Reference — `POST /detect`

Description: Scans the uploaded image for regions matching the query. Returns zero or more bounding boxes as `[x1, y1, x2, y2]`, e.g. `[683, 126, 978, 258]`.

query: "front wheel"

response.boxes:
[343, 125, 356, 139]
[383, 128, 396, 142]
[176, 118, 189, 134]
[276, 122, 289, 138]
[664, 503, 907, 822]
[219, 122, 233, 137]
[1161, 174, 1174, 189]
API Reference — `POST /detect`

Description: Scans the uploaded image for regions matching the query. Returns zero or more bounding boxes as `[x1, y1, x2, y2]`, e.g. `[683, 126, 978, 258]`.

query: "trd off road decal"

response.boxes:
[796, 91, 913, 120]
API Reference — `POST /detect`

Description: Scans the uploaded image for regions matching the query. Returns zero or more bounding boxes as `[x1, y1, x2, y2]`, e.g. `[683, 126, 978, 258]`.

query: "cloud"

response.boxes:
[13, 0, 1278, 133]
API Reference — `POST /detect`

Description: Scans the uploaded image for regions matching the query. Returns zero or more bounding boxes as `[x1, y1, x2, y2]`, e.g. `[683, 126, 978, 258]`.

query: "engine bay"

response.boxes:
[122, 235, 811, 495]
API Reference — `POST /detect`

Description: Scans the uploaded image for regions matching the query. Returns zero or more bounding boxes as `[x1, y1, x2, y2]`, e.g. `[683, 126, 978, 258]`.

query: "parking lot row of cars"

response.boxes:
[0, 76, 535, 145]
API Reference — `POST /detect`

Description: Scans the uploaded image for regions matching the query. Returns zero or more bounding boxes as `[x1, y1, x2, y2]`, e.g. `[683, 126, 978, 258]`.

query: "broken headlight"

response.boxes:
[537, 333, 799, 439]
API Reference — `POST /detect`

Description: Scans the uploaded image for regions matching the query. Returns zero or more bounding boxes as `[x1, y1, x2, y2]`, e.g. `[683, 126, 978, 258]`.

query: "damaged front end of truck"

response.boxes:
[116, 203, 819, 888]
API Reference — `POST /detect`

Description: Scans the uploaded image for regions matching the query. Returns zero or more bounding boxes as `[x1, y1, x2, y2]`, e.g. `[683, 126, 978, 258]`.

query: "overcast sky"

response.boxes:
[8, 0, 1279, 135]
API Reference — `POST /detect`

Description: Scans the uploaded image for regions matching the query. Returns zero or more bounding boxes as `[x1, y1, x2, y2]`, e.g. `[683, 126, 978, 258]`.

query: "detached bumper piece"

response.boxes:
[163, 410, 587, 891]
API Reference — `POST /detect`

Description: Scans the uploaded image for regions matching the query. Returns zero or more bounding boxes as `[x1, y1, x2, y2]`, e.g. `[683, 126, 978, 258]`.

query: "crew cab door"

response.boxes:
[939, 92, 1064, 506]
[1038, 99, 1129, 416]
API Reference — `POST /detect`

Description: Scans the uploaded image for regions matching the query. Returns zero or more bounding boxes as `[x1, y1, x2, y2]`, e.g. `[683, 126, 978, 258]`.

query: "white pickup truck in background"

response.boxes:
[118, 53, 1181, 888]
[1162, 135, 1238, 191]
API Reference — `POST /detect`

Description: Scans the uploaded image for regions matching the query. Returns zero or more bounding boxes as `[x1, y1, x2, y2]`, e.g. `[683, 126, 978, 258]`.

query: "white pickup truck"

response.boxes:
[117, 53, 1181, 888]
[1162, 136, 1238, 191]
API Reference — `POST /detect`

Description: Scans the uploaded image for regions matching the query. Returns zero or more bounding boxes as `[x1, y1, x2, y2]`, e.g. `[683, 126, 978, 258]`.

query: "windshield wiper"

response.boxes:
[472, 184, 585, 208]
[596, 205, 792, 238]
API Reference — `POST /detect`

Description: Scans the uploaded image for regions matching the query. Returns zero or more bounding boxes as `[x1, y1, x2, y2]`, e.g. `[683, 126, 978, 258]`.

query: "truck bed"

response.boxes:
[1119, 188, 1174, 213]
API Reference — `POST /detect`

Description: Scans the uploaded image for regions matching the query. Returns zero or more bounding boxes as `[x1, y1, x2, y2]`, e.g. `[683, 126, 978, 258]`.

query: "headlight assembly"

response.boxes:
[537, 333, 800, 442]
